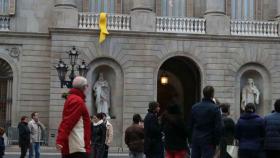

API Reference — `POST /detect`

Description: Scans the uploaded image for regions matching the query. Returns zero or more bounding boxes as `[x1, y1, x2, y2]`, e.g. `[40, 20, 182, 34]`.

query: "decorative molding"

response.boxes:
[8, 47, 20, 59]
[49, 27, 280, 42]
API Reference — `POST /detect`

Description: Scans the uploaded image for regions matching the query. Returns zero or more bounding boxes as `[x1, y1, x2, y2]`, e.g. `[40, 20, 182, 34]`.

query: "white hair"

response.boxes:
[72, 76, 88, 90]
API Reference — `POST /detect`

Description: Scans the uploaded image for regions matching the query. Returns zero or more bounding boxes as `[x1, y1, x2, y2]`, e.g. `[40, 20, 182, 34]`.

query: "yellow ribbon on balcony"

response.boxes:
[99, 12, 109, 43]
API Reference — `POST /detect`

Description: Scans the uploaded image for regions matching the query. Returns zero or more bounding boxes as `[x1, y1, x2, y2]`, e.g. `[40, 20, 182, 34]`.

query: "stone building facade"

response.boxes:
[1, 0, 280, 149]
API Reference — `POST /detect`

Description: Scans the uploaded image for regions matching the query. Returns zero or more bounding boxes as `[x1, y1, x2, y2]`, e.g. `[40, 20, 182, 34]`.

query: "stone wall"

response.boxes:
[48, 29, 280, 148]
[14, 0, 54, 32]
[0, 32, 51, 127]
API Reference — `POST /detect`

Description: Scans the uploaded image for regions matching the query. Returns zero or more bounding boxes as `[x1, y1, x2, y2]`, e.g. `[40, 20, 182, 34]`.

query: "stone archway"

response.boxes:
[157, 56, 201, 120]
[86, 57, 124, 147]
[0, 58, 13, 128]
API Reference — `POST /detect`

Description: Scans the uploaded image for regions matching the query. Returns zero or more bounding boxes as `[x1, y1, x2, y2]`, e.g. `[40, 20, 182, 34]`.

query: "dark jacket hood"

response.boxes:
[240, 113, 259, 120]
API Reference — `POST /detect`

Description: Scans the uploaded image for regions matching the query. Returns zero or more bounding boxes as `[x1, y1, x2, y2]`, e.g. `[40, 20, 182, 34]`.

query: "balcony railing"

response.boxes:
[78, 13, 130, 31]
[156, 16, 206, 34]
[0, 15, 10, 31]
[231, 20, 278, 37]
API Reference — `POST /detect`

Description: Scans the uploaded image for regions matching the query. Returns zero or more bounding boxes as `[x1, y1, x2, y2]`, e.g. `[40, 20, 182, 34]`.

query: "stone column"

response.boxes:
[130, 0, 156, 32]
[205, 0, 230, 35]
[52, 0, 78, 28]
[276, 0, 280, 36]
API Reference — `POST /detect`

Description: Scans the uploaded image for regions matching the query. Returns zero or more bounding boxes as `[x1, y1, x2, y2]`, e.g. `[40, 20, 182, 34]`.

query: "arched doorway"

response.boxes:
[157, 56, 201, 119]
[0, 58, 13, 128]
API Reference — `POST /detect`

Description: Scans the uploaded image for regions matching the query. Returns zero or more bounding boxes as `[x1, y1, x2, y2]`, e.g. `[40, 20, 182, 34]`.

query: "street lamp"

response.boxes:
[160, 71, 168, 85]
[55, 46, 89, 88]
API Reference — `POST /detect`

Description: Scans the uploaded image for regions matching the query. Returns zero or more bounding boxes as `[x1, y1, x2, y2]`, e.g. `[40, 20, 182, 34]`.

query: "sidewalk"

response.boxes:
[5, 145, 129, 156]
[6, 145, 58, 153]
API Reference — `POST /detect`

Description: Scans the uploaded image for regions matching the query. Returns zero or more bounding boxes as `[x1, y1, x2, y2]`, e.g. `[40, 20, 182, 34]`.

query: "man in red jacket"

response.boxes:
[56, 76, 91, 158]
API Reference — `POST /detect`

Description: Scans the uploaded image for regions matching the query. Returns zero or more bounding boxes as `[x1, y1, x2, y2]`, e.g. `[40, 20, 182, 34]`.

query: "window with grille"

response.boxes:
[230, 0, 258, 20]
[0, 58, 13, 128]
[0, 0, 16, 15]
[161, 0, 186, 17]
[88, 0, 117, 13]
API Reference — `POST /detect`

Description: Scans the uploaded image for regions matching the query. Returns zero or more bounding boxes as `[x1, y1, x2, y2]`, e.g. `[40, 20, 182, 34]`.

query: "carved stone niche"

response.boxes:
[236, 64, 271, 117]
[240, 71, 263, 114]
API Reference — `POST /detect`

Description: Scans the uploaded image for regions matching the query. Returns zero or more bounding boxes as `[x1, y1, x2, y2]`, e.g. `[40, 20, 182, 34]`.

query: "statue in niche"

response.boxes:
[93, 72, 111, 118]
[241, 78, 260, 111]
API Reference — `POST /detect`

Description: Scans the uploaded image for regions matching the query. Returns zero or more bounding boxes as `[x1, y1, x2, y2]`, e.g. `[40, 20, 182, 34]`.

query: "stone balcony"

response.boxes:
[231, 20, 278, 37]
[0, 15, 11, 31]
[78, 12, 279, 37]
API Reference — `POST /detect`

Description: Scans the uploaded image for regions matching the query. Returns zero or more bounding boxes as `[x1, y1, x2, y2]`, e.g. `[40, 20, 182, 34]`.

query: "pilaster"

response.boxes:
[130, 0, 156, 32]
[52, 0, 78, 28]
[205, 0, 230, 35]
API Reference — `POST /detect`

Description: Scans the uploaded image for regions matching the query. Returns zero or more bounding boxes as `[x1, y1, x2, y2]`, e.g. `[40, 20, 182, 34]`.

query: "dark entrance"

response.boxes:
[157, 56, 201, 119]
[0, 58, 13, 127]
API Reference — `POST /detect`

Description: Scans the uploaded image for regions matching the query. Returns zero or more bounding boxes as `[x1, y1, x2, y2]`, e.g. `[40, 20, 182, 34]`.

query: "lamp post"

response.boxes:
[55, 46, 89, 88]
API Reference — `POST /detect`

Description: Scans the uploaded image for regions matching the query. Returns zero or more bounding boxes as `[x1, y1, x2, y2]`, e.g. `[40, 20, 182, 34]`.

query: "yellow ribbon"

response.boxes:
[99, 12, 109, 43]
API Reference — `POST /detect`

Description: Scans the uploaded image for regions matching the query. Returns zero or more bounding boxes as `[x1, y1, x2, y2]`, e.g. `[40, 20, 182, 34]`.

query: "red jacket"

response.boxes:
[56, 88, 91, 155]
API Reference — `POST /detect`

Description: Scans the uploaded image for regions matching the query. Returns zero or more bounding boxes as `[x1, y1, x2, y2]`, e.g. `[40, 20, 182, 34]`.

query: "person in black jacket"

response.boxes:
[190, 86, 222, 158]
[18, 116, 30, 158]
[161, 103, 190, 158]
[235, 103, 265, 158]
[0, 127, 4, 158]
[91, 113, 107, 158]
[264, 99, 280, 158]
[144, 101, 164, 158]
[219, 103, 235, 158]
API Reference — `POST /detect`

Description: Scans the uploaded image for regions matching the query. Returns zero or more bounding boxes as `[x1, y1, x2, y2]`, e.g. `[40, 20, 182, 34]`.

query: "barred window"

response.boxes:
[0, 0, 15, 15]
[89, 0, 116, 13]
[161, 0, 186, 17]
[231, 0, 255, 20]
[0, 0, 9, 14]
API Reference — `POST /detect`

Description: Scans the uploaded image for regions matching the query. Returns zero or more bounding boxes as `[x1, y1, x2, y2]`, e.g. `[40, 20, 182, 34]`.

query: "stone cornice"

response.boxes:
[0, 31, 50, 39]
[2, 29, 280, 43]
[49, 27, 280, 43]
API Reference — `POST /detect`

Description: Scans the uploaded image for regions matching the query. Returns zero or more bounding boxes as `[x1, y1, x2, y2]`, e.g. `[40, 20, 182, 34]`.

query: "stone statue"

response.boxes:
[241, 78, 260, 111]
[93, 73, 110, 118]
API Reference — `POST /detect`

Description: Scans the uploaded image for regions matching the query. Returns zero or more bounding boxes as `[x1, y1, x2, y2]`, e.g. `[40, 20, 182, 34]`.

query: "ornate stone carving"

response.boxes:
[241, 78, 260, 111]
[8, 47, 20, 58]
[93, 72, 111, 118]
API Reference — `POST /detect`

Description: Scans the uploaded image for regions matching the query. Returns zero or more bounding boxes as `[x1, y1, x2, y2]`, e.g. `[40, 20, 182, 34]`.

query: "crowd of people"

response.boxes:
[1, 76, 279, 158]
[0, 112, 46, 158]
[125, 86, 280, 158]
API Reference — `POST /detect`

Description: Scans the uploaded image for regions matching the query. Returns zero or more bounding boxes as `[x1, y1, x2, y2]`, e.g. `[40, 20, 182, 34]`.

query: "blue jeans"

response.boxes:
[29, 142, 40, 158]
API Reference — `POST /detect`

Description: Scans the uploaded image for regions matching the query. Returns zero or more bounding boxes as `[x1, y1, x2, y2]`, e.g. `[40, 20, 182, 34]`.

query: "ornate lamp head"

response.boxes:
[78, 60, 89, 77]
[160, 71, 168, 85]
[55, 59, 68, 82]
[68, 46, 79, 66]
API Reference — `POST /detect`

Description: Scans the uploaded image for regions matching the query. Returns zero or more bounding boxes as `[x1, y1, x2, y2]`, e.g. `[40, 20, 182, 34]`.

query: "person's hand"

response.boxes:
[56, 144, 63, 151]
